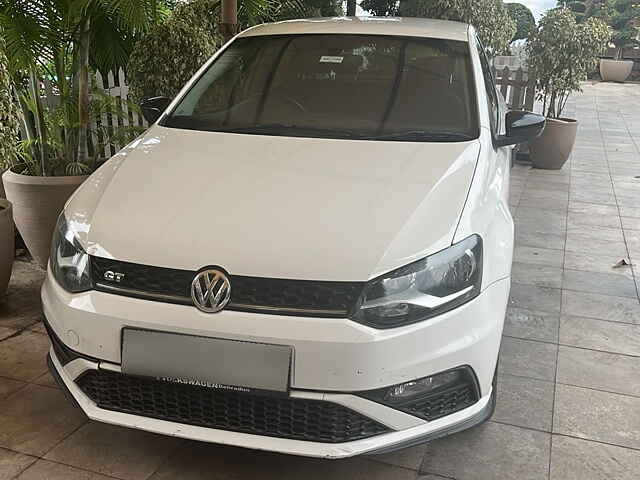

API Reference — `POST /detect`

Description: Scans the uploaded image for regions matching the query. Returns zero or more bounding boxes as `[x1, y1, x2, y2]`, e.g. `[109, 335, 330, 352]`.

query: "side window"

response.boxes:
[475, 37, 499, 134]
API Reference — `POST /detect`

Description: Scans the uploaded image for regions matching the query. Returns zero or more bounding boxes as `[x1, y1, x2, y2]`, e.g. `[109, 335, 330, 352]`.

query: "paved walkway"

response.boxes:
[1, 82, 639, 479]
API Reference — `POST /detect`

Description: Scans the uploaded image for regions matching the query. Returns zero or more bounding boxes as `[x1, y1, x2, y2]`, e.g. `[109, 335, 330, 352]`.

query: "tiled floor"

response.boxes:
[1, 81, 640, 479]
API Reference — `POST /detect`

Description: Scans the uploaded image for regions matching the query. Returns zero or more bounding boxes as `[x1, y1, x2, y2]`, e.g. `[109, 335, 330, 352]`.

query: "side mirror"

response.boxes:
[139, 96, 172, 124]
[495, 111, 546, 147]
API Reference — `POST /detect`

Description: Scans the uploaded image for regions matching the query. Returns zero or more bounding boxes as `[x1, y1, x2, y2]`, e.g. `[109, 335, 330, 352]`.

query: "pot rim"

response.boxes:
[2, 168, 88, 186]
[600, 58, 634, 64]
[545, 117, 578, 124]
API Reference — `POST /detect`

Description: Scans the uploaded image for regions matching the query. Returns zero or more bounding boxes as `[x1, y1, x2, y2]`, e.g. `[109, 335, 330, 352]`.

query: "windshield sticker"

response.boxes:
[319, 55, 344, 64]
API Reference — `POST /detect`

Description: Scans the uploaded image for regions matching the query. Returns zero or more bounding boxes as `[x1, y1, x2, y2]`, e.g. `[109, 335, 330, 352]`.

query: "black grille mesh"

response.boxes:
[77, 370, 388, 443]
[90, 257, 363, 317]
[399, 384, 477, 421]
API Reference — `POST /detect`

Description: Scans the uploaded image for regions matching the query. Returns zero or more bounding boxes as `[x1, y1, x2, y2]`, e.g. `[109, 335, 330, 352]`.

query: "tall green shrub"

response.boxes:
[0, 39, 19, 173]
[527, 8, 609, 118]
[361, 0, 516, 55]
[127, 0, 315, 102]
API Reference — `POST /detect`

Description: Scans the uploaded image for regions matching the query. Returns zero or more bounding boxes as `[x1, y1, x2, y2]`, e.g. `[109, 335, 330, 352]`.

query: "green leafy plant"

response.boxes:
[527, 7, 610, 118]
[0, 0, 165, 176]
[361, 0, 517, 55]
[0, 38, 19, 174]
[127, 0, 318, 102]
[593, 0, 640, 59]
[505, 3, 535, 42]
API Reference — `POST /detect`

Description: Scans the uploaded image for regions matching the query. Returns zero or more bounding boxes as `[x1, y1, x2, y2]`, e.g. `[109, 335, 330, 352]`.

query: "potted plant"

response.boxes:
[597, 0, 640, 82]
[0, 37, 19, 293]
[0, 199, 13, 295]
[526, 8, 609, 170]
[0, 0, 158, 268]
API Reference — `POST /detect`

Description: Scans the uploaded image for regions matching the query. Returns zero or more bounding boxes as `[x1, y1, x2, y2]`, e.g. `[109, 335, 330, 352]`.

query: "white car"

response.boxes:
[42, 17, 545, 458]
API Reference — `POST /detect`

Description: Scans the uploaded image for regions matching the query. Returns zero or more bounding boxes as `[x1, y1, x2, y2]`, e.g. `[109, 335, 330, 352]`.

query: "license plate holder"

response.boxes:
[121, 328, 292, 396]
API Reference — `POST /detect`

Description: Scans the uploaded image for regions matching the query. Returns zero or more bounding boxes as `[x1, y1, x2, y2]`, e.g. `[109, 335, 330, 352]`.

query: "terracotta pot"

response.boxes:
[2, 170, 87, 269]
[528, 117, 578, 170]
[600, 59, 634, 82]
[0, 199, 14, 296]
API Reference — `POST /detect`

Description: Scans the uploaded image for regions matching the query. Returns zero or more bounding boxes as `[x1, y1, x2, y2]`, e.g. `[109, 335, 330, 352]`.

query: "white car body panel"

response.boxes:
[65, 128, 480, 280]
[44, 18, 515, 457]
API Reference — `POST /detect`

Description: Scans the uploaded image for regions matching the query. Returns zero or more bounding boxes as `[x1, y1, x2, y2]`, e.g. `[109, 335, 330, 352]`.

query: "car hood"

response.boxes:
[66, 126, 480, 281]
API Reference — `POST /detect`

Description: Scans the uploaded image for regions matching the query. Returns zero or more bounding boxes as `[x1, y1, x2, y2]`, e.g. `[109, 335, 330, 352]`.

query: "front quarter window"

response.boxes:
[163, 34, 479, 142]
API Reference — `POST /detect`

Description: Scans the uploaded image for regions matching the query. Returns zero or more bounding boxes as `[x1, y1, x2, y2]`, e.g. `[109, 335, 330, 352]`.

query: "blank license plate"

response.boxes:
[121, 328, 292, 394]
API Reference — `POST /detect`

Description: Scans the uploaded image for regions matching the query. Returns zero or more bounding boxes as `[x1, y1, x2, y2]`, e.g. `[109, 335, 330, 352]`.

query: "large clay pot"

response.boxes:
[600, 59, 634, 82]
[529, 117, 578, 170]
[0, 198, 13, 296]
[2, 170, 87, 269]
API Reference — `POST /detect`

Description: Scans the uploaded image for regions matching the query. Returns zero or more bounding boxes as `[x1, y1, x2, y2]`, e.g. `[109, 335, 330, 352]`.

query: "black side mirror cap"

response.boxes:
[495, 111, 546, 147]
[140, 96, 172, 124]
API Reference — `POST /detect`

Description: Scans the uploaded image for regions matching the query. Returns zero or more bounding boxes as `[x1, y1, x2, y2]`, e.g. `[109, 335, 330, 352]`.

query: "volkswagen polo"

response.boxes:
[42, 17, 545, 458]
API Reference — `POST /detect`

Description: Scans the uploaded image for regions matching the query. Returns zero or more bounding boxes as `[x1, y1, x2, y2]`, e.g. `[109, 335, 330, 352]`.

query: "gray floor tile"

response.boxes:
[494, 374, 554, 431]
[513, 246, 564, 268]
[0, 378, 26, 404]
[0, 448, 36, 480]
[509, 283, 561, 314]
[554, 384, 640, 449]
[550, 435, 640, 480]
[516, 229, 565, 250]
[372, 444, 428, 471]
[499, 337, 557, 381]
[561, 290, 640, 324]
[557, 345, 640, 396]
[559, 315, 640, 356]
[0, 331, 50, 382]
[420, 422, 550, 480]
[150, 441, 417, 480]
[15, 460, 116, 480]
[563, 251, 634, 278]
[0, 384, 87, 456]
[504, 308, 559, 342]
[511, 263, 563, 289]
[562, 269, 638, 298]
[568, 211, 621, 229]
[45, 422, 183, 480]
[0, 327, 17, 341]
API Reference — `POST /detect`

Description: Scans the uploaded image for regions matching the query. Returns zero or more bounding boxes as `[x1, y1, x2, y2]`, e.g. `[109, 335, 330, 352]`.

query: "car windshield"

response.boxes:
[163, 34, 479, 142]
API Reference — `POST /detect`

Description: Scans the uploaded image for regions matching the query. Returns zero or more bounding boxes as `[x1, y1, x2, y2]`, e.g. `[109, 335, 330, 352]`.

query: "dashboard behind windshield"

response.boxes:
[163, 34, 479, 142]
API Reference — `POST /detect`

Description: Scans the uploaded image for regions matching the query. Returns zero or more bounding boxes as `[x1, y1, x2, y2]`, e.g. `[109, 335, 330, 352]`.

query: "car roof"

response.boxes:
[239, 17, 471, 42]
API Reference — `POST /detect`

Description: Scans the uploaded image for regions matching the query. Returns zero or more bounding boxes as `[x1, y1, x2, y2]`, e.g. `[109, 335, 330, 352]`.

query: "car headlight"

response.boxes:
[50, 214, 92, 293]
[352, 235, 482, 329]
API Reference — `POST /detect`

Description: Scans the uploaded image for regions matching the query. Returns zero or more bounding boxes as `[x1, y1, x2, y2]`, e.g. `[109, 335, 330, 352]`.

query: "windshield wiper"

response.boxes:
[367, 130, 475, 142]
[222, 123, 361, 139]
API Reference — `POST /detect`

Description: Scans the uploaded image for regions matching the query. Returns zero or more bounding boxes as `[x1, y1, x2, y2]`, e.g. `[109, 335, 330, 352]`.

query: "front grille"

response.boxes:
[90, 256, 363, 317]
[77, 370, 389, 443]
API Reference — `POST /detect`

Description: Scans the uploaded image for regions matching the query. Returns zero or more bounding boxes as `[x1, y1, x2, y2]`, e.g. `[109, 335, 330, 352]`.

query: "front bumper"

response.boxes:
[42, 274, 508, 457]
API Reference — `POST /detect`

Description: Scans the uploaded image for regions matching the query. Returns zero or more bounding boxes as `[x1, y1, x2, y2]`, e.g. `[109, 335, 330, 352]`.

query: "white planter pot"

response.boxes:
[600, 59, 634, 83]
[2, 170, 87, 268]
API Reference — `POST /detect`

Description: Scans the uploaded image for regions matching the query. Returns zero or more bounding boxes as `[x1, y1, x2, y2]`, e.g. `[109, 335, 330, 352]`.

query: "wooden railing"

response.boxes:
[493, 66, 536, 111]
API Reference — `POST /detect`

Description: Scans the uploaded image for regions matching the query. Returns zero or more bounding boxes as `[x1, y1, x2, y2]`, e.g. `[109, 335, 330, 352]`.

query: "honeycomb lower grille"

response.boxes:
[399, 383, 478, 421]
[77, 370, 389, 443]
[90, 256, 364, 317]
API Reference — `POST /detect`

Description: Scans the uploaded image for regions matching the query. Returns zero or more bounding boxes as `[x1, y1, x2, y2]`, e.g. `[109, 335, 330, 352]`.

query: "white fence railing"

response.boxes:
[39, 68, 148, 158]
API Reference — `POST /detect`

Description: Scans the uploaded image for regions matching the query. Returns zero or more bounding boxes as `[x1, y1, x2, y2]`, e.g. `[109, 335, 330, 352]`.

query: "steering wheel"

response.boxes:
[270, 90, 307, 113]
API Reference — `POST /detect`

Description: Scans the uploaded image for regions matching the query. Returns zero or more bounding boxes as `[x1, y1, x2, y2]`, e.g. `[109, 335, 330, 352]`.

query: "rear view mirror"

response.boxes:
[495, 111, 546, 147]
[140, 96, 172, 124]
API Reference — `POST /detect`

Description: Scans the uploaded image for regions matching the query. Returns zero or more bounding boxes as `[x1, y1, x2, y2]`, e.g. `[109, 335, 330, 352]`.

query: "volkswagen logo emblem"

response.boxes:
[191, 268, 231, 313]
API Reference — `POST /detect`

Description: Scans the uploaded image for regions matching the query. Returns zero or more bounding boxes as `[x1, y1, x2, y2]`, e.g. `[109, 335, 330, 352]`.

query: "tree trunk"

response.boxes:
[77, 17, 91, 165]
[220, 0, 238, 42]
[347, 0, 357, 15]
